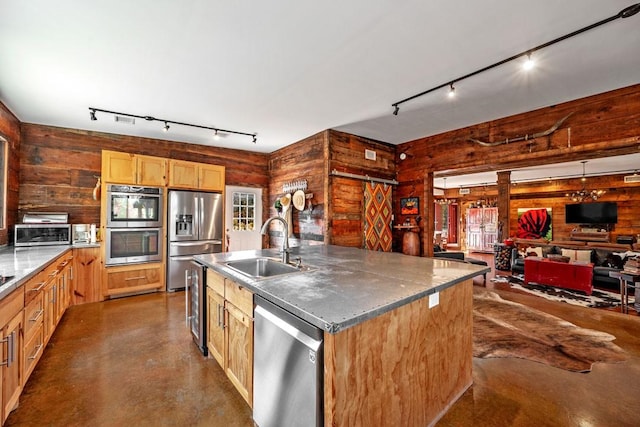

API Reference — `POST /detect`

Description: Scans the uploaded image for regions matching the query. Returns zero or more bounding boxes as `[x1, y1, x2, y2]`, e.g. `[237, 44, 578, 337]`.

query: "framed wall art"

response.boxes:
[400, 197, 419, 215]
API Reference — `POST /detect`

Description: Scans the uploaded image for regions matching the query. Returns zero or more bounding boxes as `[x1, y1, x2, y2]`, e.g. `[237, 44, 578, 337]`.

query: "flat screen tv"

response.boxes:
[565, 202, 618, 224]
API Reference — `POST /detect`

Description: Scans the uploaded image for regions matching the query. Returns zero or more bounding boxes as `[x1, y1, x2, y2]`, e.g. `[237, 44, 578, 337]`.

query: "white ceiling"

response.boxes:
[1, 1, 639, 182]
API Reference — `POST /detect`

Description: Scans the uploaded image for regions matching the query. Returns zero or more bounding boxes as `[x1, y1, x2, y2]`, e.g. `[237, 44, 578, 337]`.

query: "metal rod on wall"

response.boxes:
[331, 169, 398, 186]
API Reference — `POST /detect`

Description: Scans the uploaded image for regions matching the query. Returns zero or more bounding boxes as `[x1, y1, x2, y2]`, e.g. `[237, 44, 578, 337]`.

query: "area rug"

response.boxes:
[473, 291, 628, 372]
[491, 274, 634, 309]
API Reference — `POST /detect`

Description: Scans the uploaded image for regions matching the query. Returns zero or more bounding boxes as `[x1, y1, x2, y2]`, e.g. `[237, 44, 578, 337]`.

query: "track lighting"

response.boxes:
[391, 3, 640, 114]
[523, 53, 535, 71]
[447, 83, 456, 98]
[213, 129, 220, 140]
[87, 107, 257, 144]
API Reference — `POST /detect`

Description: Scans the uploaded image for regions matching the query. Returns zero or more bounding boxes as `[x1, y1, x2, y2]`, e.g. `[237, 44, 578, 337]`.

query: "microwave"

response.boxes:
[15, 224, 71, 247]
[106, 184, 163, 228]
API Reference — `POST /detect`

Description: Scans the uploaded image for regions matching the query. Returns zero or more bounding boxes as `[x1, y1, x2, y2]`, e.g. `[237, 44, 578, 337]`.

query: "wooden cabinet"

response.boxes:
[466, 207, 498, 253]
[206, 269, 253, 406]
[169, 160, 225, 191]
[103, 263, 164, 298]
[72, 247, 102, 305]
[1, 289, 24, 424]
[101, 150, 167, 186]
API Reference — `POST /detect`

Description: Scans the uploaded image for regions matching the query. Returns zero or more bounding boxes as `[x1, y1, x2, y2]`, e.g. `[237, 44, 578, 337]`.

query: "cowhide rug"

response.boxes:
[473, 291, 628, 372]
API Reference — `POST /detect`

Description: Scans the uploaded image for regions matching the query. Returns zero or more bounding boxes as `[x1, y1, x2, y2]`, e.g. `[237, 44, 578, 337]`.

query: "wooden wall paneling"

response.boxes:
[324, 280, 473, 427]
[0, 101, 21, 246]
[18, 124, 269, 227]
[396, 84, 640, 247]
[267, 131, 328, 248]
[328, 130, 397, 249]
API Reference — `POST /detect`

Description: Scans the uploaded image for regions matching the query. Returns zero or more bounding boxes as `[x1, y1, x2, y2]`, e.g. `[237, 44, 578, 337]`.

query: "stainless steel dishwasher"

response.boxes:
[253, 295, 324, 427]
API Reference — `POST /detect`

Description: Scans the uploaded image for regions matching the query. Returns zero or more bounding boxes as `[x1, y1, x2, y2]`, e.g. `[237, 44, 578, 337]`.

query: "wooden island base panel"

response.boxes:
[324, 280, 473, 427]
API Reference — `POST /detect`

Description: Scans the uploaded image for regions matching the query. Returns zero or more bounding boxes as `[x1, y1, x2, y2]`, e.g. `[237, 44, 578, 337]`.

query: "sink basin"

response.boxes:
[224, 258, 313, 279]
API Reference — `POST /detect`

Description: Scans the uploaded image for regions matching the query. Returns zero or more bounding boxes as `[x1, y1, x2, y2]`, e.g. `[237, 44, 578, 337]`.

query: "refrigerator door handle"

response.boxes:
[185, 269, 191, 327]
[171, 240, 221, 247]
[172, 255, 195, 262]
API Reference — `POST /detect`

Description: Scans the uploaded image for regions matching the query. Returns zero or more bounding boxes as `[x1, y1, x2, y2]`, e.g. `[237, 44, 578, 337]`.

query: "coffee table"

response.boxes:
[524, 256, 594, 295]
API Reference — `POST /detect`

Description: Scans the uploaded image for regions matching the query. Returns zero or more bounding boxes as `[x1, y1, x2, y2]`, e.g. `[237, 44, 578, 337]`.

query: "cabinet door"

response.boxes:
[43, 281, 57, 343]
[102, 150, 136, 184]
[199, 164, 225, 191]
[207, 287, 226, 368]
[2, 312, 23, 422]
[225, 302, 253, 407]
[168, 160, 198, 188]
[137, 155, 167, 186]
[72, 247, 102, 305]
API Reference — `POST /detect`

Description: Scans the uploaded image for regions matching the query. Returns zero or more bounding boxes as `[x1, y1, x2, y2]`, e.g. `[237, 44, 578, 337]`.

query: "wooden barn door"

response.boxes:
[363, 182, 393, 251]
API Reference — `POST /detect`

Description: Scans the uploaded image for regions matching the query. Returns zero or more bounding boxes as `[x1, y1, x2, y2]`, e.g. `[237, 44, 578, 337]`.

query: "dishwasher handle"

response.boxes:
[255, 304, 322, 351]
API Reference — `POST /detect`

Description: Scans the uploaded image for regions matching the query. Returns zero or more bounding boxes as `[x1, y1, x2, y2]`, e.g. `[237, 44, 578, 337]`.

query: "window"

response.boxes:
[0, 136, 7, 230]
[232, 191, 256, 231]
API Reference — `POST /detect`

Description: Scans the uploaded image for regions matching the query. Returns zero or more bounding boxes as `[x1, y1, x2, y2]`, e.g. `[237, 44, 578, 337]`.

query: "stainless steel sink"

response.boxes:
[224, 258, 313, 279]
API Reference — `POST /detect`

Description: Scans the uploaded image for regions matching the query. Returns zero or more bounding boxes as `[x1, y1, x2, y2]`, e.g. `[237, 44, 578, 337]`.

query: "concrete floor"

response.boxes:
[6, 274, 640, 426]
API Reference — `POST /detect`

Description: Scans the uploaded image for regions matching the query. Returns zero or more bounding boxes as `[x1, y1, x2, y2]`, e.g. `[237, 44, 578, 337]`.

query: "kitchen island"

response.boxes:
[195, 245, 489, 427]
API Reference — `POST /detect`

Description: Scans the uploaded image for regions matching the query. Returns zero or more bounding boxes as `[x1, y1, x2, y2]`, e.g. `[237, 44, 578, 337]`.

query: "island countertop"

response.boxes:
[194, 245, 489, 333]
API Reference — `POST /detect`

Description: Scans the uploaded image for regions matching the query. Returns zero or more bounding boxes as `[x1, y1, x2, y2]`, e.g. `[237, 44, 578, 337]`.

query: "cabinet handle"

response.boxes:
[30, 309, 44, 322]
[28, 343, 44, 361]
[124, 276, 146, 281]
[8, 331, 15, 366]
[29, 281, 47, 292]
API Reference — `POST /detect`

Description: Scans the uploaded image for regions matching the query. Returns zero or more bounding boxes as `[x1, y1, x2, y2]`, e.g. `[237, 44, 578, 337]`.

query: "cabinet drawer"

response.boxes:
[0, 286, 24, 326]
[24, 292, 45, 341]
[206, 269, 225, 296]
[105, 264, 163, 296]
[24, 270, 47, 305]
[23, 322, 45, 382]
[225, 280, 253, 315]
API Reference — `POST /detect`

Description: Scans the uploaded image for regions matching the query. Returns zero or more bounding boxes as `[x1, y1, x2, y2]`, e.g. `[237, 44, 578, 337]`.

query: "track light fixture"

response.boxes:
[213, 129, 220, 140]
[391, 3, 640, 114]
[522, 53, 535, 71]
[87, 107, 257, 144]
[447, 83, 456, 98]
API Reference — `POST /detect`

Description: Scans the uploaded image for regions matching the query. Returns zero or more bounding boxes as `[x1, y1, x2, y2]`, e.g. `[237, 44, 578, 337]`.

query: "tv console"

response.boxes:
[569, 230, 610, 242]
[524, 257, 594, 295]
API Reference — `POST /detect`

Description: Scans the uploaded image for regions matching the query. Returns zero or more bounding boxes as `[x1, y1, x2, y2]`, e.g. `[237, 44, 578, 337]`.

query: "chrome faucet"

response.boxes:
[260, 216, 290, 264]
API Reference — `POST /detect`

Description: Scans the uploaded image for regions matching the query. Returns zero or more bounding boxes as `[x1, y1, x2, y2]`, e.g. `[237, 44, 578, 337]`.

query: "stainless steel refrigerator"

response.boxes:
[167, 190, 223, 292]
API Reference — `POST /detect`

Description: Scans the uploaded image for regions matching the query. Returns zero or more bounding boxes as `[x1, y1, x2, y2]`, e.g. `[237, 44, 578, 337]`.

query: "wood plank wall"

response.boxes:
[397, 83, 640, 249]
[267, 131, 328, 248]
[328, 130, 396, 248]
[0, 102, 21, 246]
[18, 124, 269, 239]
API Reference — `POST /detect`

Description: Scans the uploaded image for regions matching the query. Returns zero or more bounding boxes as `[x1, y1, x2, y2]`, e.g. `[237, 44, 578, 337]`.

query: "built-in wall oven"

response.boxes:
[105, 185, 163, 266]
[106, 184, 162, 228]
[105, 227, 162, 265]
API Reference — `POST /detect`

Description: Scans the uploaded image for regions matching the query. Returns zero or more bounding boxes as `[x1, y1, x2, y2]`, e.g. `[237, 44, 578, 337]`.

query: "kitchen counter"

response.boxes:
[195, 244, 489, 333]
[0, 245, 72, 299]
[0, 243, 99, 300]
